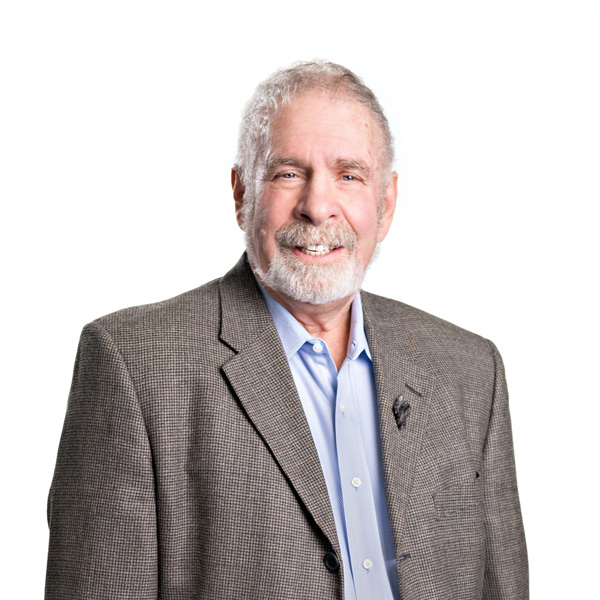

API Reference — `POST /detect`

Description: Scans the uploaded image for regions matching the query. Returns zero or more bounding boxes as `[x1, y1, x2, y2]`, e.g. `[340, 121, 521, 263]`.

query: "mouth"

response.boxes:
[296, 244, 340, 256]
[275, 223, 357, 262]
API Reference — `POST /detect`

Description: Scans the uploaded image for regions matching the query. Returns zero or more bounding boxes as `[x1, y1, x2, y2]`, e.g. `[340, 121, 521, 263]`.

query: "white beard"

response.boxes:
[246, 222, 380, 305]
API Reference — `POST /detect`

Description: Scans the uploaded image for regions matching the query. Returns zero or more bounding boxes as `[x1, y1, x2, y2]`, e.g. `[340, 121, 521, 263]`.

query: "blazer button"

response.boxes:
[323, 551, 340, 573]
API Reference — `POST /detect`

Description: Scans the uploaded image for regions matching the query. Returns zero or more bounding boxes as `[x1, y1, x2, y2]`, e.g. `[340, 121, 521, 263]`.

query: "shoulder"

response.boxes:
[88, 277, 222, 349]
[361, 291, 497, 376]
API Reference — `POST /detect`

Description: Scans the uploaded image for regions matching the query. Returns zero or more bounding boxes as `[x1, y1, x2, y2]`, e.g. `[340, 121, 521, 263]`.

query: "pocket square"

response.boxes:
[392, 395, 411, 430]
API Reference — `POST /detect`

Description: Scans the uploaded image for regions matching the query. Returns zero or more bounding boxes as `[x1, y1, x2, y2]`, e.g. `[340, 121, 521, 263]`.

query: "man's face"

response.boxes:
[235, 90, 397, 305]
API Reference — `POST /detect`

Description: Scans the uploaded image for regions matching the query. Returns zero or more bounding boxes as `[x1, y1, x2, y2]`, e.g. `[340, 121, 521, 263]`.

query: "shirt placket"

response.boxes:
[335, 361, 394, 600]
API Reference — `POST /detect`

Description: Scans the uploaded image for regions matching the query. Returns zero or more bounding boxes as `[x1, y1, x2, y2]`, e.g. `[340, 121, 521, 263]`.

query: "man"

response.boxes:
[46, 60, 528, 599]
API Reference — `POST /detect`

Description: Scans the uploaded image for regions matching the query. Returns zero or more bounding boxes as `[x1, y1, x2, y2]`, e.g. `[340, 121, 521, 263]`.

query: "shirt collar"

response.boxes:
[257, 280, 372, 362]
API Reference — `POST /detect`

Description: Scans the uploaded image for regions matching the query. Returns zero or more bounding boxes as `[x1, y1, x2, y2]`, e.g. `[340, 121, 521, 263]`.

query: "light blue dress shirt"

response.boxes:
[260, 287, 400, 600]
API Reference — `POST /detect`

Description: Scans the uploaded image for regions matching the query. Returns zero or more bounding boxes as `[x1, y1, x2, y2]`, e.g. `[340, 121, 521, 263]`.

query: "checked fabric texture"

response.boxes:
[46, 254, 528, 599]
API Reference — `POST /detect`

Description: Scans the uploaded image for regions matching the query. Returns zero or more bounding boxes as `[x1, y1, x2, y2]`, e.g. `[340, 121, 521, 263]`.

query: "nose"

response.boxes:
[294, 173, 340, 226]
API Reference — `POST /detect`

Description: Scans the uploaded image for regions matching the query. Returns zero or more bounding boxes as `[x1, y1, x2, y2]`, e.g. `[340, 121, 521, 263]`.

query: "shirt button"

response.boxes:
[340, 403, 347, 413]
[362, 558, 373, 570]
[313, 342, 323, 354]
[351, 477, 362, 488]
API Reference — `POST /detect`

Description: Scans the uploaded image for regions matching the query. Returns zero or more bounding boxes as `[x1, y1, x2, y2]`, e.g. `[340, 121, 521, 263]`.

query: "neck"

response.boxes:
[262, 282, 356, 370]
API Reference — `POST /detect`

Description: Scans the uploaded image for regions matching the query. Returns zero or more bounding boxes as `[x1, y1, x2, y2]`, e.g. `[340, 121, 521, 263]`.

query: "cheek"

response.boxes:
[351, 210, 381, 240]
[249, 212, 279, 260]
[254, 199, 290, 237]
[352, 218, 383, 259]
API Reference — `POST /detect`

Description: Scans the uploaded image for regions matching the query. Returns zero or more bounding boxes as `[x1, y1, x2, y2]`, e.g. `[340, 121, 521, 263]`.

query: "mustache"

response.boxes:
[275, 223, 357, 250]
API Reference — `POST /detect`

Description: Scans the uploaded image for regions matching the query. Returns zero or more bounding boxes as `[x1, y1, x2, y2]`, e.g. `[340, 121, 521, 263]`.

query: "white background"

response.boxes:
[2, 0, 599, 597]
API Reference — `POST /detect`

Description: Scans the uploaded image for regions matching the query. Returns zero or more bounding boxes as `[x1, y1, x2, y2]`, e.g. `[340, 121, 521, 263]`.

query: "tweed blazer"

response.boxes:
[46, 255, 528, 599]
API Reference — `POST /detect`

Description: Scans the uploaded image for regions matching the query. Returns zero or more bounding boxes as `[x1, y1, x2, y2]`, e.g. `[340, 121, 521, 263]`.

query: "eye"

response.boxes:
[275, 172, 297, 179]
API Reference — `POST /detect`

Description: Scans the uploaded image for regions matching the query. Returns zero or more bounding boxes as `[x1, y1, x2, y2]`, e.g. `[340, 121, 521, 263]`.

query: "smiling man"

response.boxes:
[46, 61, 528, 600]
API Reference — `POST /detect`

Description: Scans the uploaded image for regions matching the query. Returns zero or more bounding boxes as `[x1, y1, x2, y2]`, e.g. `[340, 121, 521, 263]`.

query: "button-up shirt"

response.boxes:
[260, 286, 400, 600]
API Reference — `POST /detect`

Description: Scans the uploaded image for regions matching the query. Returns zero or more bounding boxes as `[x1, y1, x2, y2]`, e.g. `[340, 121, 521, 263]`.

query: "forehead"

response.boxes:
[268, 91, 383, 167]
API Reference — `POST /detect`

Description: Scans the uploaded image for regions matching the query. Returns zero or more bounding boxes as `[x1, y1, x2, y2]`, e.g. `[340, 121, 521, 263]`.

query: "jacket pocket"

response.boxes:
[433, 475, 482, 520]
[432, 475, 486, 596]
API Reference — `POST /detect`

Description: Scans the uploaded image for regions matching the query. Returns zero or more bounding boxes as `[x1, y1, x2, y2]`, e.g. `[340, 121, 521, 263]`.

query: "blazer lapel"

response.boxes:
[362, 294, 436, 550]
[218, 256, 339, 551]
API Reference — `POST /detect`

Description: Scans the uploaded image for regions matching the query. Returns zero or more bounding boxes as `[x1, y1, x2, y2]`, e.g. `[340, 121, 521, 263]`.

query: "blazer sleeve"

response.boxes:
[46, 322, 158, 600]
[482, 341, 529, 599]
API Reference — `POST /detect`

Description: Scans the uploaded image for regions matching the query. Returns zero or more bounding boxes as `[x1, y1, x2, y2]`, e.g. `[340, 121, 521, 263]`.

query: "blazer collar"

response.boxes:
[218, 255, 340, 552]
[218, 255, 436, 560]
[361, 292, 436, 556]
[218, 254, 273, 353]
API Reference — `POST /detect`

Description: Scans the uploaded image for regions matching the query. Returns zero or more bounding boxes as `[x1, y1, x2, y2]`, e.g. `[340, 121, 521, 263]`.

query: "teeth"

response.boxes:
[300, 244, 333, 256]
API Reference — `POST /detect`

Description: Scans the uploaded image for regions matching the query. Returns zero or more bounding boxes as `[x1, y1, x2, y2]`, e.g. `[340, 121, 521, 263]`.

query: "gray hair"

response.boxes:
[234, 60, 395, 220]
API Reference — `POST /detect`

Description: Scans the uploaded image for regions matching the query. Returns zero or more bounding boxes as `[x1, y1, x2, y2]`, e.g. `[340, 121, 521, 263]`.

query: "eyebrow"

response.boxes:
[335, 158, 371, 178]
[264, 157, 308, 178]
[264, 156, 372, 179]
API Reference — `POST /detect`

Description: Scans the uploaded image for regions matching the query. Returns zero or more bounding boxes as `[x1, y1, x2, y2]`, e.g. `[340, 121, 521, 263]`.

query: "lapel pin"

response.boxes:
[392, 395, 411, 430]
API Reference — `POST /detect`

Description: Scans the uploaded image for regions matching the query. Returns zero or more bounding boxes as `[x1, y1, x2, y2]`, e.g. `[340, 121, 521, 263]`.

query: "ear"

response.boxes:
[378, 171, 398, 242]
[231, 168, 246, 230]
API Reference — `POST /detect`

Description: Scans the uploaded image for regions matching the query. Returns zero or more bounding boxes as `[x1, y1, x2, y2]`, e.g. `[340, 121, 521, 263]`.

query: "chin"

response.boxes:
[252, 248, 365, 305]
